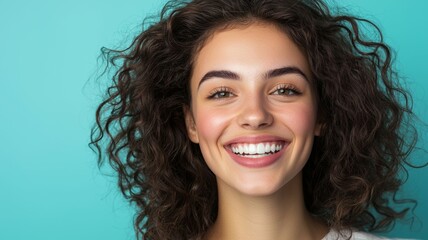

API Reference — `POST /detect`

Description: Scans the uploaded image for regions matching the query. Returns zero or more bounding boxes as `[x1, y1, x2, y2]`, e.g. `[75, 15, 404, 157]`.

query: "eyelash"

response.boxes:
[271, 84, 301, 96]
[207, 86, 235, 99]
[207, 84, 301, 99]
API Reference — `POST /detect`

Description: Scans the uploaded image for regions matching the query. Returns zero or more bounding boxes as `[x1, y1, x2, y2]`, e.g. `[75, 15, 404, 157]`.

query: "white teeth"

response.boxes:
[257, 143, 264, 154]
[265, 144, 270, 153]
[230, 142, 284, 155]
[248, 144, 256, 154]
[238, 145, 244, 154]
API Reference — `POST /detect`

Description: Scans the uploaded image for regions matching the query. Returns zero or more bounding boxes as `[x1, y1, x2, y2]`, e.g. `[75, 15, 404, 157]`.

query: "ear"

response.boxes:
[184, 107, 199, 143]
[315, 108, 325, 136]
[314, 122, 324, 136]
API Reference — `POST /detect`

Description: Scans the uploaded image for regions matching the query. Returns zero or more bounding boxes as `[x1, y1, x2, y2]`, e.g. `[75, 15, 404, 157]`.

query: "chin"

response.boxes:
[233, 175, 293, 197]
[225, 169, 304, 197]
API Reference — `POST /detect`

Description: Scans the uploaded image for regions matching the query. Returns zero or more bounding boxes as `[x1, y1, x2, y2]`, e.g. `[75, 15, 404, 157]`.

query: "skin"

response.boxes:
[185, 22, 328, 240]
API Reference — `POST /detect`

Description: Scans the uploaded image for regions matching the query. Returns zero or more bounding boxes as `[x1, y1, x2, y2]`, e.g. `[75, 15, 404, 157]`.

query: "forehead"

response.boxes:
[191, 22, 311, 81]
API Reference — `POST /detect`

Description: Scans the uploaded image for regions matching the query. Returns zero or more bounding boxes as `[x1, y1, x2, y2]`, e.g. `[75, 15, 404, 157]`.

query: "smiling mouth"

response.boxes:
[228, 142, 285, 158]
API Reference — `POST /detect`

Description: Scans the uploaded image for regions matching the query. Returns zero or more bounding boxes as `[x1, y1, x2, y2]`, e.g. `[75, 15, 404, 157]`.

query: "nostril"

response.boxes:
[238, 109, 273, 129]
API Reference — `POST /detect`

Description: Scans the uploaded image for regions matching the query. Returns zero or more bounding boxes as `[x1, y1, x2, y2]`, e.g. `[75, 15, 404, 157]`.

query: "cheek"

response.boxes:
[193, 106, 233, 142]
[278, 102, 317, 135]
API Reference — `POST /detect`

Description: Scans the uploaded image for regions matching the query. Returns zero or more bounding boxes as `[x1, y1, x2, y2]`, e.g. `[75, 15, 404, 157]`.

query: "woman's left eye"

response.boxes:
[271, 85, 301, 96]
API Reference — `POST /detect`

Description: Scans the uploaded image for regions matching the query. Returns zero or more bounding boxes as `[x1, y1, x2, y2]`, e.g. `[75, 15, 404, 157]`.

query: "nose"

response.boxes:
[237, 94, 273, 129]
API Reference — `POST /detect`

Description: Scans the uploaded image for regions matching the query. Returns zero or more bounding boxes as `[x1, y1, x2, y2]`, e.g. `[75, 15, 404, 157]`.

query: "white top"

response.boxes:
[322, 229, 417, 240]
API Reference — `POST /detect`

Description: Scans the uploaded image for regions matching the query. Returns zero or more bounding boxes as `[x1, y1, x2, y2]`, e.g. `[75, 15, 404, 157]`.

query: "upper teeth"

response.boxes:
[231, 142, 283, 155]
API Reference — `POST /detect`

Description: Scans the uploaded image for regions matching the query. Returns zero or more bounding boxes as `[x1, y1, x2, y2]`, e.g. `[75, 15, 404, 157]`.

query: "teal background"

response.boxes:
[0, 0, 426, 239]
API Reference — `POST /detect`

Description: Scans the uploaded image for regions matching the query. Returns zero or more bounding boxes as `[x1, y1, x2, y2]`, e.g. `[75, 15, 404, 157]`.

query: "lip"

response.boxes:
[224, 135, 289, 168]
[224, 135, 287, 145]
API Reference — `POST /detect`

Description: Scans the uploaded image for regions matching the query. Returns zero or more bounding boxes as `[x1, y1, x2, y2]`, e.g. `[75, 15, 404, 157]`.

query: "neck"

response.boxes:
[205, 173, 328, 240]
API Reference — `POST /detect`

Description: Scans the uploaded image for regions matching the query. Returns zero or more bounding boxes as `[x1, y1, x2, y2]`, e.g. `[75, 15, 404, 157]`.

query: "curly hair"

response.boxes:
[90, 0, 420, 239]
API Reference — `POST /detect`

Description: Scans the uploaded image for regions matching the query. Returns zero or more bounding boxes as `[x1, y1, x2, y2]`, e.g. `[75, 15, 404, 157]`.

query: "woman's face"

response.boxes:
[186, 22, 320, 196]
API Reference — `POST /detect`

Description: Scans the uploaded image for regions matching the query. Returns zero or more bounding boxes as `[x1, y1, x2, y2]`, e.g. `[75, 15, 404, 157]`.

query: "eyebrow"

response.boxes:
[264, 66, 308, 81]
[197, 66, 308, 89]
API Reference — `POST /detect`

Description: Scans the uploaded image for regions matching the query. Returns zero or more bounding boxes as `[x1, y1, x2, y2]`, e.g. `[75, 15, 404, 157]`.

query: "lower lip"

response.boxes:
[226, 145, 286, 168]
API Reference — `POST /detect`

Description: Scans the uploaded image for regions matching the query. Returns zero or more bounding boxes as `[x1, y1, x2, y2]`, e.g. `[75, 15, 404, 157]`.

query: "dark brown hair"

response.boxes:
[90, 0, 420, 239]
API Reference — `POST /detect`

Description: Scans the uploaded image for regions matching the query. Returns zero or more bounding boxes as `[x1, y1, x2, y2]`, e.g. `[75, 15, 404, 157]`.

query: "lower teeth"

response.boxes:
[235, 151, 278, 157]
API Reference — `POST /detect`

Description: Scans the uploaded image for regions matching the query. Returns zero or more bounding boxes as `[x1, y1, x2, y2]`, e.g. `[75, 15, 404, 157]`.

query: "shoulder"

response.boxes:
[322, 229, 418, 240]
[352, 231, 390, 240]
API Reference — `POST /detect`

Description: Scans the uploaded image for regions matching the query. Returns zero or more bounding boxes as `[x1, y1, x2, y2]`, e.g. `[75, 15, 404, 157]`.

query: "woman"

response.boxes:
[91, 0, 421, 239]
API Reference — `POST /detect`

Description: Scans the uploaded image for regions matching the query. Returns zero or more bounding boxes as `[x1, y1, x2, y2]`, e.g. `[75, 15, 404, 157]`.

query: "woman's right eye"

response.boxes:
[207, 87, 235, 99]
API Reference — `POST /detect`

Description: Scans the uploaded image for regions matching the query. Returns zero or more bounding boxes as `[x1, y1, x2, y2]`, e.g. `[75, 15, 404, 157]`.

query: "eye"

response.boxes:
[208, 87, 235, 99]
[271, 84, 301, 96]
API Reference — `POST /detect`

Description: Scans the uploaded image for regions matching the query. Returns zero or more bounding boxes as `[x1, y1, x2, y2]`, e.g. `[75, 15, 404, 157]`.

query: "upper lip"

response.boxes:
[223, 135, 288, 146]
